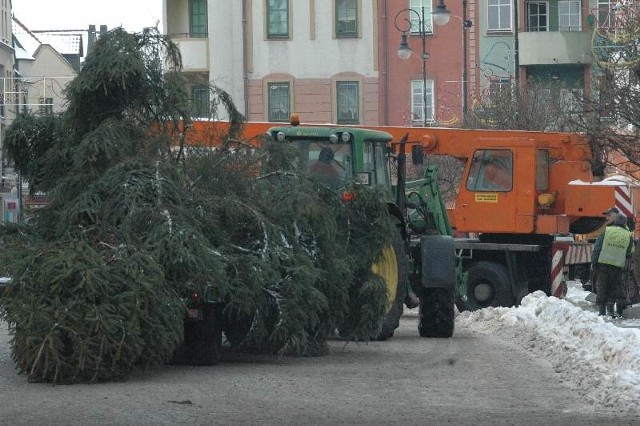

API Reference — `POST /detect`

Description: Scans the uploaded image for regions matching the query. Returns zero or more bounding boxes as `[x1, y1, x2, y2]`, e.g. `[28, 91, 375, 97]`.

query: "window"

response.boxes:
[189, 0, 208, 38]
[39, 97, 53, 114]
[411, 79, 434, 124]
[410, 0, 433, 34]
[597, 0, 615, 29]
[336, 0, 357, 37]
[488, 76, 512, 99]
[268, 82, 290, 122]
[536, 150, 549, 191]
[336, 81, 359, 124]
[599, 70, 615, 119]
[192, 85, 210, 117]
[558, 0, 581, 31]
[267, 0, 289, 39]
[526, 2, 548, 32]
[362, 142, 388, 186]
[560, 88, 583, 116]
[466, 149, 513, 192]
[488, 0, 512, 32]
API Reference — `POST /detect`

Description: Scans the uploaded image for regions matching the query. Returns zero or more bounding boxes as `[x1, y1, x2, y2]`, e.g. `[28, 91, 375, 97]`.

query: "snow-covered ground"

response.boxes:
[457, 281, 640, 413]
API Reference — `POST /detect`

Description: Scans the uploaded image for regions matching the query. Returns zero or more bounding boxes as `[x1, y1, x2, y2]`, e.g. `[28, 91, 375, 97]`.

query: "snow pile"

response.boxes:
[457, 282, 640, 412]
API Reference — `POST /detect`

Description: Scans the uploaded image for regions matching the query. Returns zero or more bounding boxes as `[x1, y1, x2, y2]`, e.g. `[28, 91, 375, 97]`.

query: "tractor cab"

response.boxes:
[265, 120, 394, 190]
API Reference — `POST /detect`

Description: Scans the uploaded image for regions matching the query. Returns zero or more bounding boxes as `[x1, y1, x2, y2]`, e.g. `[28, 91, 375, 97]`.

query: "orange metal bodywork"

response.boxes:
[189, 120, 628, 236]
[181, 120, 275, 147]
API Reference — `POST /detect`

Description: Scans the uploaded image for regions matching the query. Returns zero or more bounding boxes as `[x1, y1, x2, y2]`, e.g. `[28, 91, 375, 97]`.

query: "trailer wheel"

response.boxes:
[418, 288, 454, 337]
[371, 228, 407, 340]
[201, 305, 222, 365]
[174, 305, 222, 366]
[456, 261, 513, 311]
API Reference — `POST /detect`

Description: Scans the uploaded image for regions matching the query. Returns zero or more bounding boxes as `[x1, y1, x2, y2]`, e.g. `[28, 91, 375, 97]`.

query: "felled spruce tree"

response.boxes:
[0, 28, 392, 384]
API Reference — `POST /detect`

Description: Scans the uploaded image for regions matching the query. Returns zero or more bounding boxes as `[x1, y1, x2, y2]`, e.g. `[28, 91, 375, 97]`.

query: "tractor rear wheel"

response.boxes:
[456, 261, 513, 312]
[418, 288, 454, 337]
[371, 228, 408, 340]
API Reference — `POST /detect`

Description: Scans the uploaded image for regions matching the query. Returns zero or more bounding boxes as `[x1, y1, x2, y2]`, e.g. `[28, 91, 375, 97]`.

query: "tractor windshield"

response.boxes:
[293, 140, 352, 187]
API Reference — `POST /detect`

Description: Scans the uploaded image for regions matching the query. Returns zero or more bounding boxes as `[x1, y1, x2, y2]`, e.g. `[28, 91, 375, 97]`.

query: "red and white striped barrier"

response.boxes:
[614, 185, 633, 219]
[551, 242, 568, 298]
[564, 243, 593, 265]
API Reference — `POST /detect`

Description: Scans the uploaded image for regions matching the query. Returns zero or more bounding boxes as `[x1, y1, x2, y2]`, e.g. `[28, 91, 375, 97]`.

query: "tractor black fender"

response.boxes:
[420, 235, 456, 291]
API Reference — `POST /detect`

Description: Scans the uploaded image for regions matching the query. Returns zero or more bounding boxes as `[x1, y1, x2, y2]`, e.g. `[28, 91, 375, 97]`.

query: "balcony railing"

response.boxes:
[523, 23, 583, 32]
[518, 30, 592, 65]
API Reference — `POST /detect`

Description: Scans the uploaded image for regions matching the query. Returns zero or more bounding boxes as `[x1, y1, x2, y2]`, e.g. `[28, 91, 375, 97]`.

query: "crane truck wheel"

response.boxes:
[456, 261, 513, 311]
[371, 228, 408, 341]
[569, 217, 606, 235]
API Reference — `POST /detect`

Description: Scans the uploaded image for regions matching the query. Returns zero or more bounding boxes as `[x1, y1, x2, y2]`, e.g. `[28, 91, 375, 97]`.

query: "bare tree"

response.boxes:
[463, 79, 577, 131]
[579, 4, 640, 176]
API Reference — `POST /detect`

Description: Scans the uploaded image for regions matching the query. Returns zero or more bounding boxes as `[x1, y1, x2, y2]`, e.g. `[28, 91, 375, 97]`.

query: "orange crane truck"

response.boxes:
[368, 125, 640, 311]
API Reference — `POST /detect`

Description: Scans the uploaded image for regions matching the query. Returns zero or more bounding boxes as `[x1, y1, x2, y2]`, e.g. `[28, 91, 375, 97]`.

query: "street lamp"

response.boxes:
[433, 0, 452, 26]
[395, 4, 451, 127]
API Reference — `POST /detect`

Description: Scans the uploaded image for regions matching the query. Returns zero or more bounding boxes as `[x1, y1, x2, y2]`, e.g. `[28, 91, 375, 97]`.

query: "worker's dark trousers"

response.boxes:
[595, 263, 625, 315]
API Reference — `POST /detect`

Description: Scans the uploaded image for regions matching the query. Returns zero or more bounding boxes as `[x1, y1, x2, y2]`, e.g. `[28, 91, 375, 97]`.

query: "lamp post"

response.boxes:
[462, 0, 472, 119]
[395, 2, 451, 127]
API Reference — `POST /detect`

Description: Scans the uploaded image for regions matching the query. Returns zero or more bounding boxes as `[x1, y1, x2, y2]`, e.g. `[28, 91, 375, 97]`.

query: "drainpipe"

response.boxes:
[242, 0, 250, 118]
[514, 0, 520, 89]
[462, 0, 468, 120]
[381, 0, 389, 125]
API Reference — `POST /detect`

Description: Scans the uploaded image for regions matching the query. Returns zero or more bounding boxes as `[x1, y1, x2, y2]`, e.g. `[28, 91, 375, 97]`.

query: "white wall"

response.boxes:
[249, 0, 378, 79]
[209, 0, 247, 115]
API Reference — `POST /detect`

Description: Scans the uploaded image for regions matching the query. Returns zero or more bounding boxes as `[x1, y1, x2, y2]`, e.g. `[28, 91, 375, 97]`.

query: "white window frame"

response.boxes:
[336, 81, 360, 124]
[410, 79, 434, 124]
[409, 0, 433, 34]
[488, 76, 512, 101]
[488, 0, 513, 32]
[559, 0, 582, 31]
[267, 82, 291, 122]
[560, 88, 584, 116]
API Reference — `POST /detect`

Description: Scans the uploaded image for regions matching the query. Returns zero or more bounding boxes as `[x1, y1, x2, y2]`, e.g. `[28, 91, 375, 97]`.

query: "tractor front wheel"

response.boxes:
[418, 288, 454, 337]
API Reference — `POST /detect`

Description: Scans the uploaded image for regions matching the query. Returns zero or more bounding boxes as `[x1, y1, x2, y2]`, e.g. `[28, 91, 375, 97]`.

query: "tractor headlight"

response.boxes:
[276, 131, 286, 142]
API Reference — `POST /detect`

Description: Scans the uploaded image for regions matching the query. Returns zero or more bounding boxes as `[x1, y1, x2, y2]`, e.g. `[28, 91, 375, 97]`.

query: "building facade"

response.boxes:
[165, 0, 381, 125]
[163, 0, 627, 128]
[0, 0, 15, 198]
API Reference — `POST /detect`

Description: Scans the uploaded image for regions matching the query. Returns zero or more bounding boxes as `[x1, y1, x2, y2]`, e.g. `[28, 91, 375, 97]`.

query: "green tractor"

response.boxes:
[265, 124, 457, 340]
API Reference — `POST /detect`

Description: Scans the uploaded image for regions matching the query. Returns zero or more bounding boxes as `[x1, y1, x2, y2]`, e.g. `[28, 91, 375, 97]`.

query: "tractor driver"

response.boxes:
[310, 147, 341, 187]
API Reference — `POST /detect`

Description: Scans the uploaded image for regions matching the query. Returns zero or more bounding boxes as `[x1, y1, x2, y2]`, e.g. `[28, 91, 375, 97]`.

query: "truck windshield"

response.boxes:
[466, 149, 513, 192]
